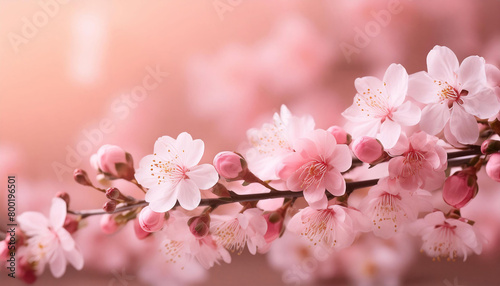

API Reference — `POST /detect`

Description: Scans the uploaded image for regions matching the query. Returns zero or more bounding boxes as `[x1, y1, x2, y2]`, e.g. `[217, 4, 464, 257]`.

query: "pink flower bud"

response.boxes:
[63, 216, 79, 234]
[105, 187, 121, 200]
[443, 169, 478, 209]
[351, 136, 384, 164]
[188, 215, 210, 238]
[486, 153, 500, 182]
[263, 212, 284, 243]
[103, 200, 118, 213]
[100, 214, 121, 234]
[134, 218, 151, 240]
[213, 151, 247, 180]
[482, 140, 500, 155]
[92, 145, 135, 180]
[138, 206, 166, 232]
[73, 169, 93, 187]
[327, 126, 351, 145]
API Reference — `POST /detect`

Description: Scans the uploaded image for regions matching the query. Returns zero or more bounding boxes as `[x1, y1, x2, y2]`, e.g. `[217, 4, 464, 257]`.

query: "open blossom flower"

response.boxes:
[17, 198, 84, 278]
[408, 45, 500, 144]
[388, 131, 447, 191]
[210, 208, 268, 255]
[409, 211, 484, 261]
[246, 104, 315, 180]
[135, 132, 219, 212]
[342, 64, 421, 148]
[287, 205, 370, 249]
[161, 211, 231, 269]
[277, 129, 351, 209]
[359, 177, 432, 239]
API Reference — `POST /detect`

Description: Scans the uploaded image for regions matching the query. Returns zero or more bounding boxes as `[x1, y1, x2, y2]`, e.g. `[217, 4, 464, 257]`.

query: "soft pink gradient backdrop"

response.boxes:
[2, 0, 500, 285]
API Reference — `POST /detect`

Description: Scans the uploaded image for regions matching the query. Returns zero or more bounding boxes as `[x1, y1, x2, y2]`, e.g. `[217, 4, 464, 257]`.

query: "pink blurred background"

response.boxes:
[1, 0, 500, 285]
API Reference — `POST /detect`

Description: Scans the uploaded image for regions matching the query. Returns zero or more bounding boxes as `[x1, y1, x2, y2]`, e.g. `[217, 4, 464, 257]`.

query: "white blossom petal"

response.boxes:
[450, 103, 479, 144]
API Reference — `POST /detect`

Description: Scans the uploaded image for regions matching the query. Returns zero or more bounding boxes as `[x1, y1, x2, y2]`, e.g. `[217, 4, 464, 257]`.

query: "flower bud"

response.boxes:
[103, 200, 118, 213]
[481, 140, 500, 155]
[351, 136, 384, 164]
[105, 187, 121, 200]
[73, 169, 93, 187]
[138, 206, 166, 232]
[55, 192, 70, 208]
[263, 212, 284, 243]
[327, 125, 351, 145]
[63, 216, 79, 234]
[134, 218, 151, 240]
[188, 214, 210, 238]
[91, 145, 135, 180]
[100, 214, 121, 234]
[213, 151, 247, 180]
[443, 169, 478, 209]
[486, 153, 500, 182]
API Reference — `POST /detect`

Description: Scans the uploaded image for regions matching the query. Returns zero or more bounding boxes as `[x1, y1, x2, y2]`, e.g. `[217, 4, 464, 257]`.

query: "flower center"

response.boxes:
[372, 193, 404, 232]
[213, 219, 247, 254]
[301, 209, 338, 247]
[401, 148, 425, 177]
[436, 81, 468, 108]
[298, 160, 329, 190]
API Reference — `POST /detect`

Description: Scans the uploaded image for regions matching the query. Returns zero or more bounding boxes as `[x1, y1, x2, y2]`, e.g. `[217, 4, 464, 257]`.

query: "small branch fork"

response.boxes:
[67, 148, 482, 218]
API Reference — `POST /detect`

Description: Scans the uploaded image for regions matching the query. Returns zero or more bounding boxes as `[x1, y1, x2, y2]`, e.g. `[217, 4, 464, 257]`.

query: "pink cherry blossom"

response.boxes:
[210, 208, 268, 255]
[277, 129, 352, 209]
[17, 198, 84, 278]
[343, 64, 421, 148]
[161, 211, 231, 269]
[213, 151, 245, 180]
[408, 45, 500, 144]
[246, 104, 315, 181]
[409, 211, 484, 261]
[135, 132, 219, 212]
[388, 131, 447, 192]
[443, 169, 478, 208]
[359, 177, 432, 239]
[287, 204, 370, 249]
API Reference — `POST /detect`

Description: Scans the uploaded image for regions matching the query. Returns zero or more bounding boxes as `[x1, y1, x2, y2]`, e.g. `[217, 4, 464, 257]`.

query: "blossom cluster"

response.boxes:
[4, 45, 500, 284]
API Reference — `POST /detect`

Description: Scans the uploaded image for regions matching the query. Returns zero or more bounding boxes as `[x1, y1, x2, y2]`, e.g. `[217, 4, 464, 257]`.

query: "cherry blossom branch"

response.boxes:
[68, 178, 380, 218]
[67, 147, 482, 219]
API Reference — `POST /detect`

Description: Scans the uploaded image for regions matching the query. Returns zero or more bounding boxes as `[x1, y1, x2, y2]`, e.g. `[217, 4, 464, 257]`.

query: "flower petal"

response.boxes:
[135, 155, 160, 188]
[310, 129, 337, 158]
[419, 102, 450, 135]
[355, 76, 385, 96]
[383, 64, 408, 107]
[154, 136, 177, 160]
[65, 248, 84, 270]
[176, 132, 205, 167]
[408, 71, 440, 104]
[462, 88, 499, 119]
[392, 101, 421, 126]
[188, 164, 219, 190]
[148, 188, 178, 213]
[324, 171, 346, 196]
[176, 179, 201, 211]
[459, 56, 487, 94]
[450, 103, 479, 144]
[57, 228, 75, 252]
[377, 119, 401, 148]
[49, 247, 67, 278]
[17, 212, 48, 234]
[427, 46, 459, 82]
[329, 144, 352, 172]
[50, 198, 67, 230]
